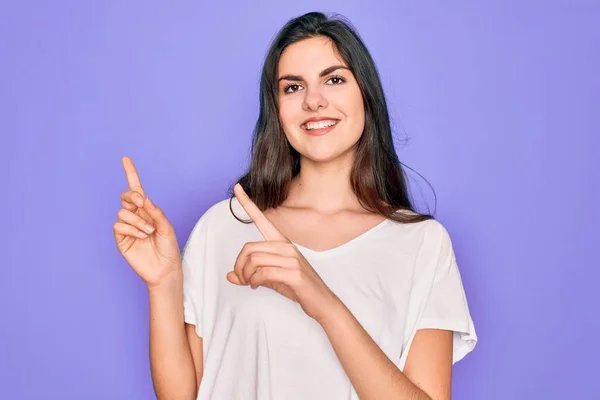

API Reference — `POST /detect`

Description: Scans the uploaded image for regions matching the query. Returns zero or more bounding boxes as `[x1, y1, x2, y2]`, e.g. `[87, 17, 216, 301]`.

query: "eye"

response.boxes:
[326, 75, 346, 85]
[283, 83, 303, 94]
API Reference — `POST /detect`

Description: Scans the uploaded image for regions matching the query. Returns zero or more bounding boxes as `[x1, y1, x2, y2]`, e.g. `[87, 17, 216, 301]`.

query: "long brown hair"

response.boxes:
[229, 12, 436, 224]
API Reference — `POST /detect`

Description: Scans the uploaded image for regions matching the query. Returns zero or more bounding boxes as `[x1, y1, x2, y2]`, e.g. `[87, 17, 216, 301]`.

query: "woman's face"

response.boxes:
[277, 36, 365, 163]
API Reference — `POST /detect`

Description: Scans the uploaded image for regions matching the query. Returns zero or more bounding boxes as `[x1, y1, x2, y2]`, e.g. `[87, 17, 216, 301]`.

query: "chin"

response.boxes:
[302, 153, 339, 163]
[287, 130, 361, 164]
[297, 145, 357, 164]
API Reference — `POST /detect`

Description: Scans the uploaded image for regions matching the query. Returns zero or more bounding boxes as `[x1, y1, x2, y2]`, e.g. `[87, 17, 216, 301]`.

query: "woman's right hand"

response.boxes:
[113, 156, 182, 288]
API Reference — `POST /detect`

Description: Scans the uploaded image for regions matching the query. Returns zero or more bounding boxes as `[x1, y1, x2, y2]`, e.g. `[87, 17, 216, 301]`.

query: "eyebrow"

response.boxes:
[278, 65, 349, 82]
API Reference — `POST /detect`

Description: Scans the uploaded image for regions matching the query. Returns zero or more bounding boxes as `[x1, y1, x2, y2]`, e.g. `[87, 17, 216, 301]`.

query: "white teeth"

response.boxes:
[304, 119, 338, 130]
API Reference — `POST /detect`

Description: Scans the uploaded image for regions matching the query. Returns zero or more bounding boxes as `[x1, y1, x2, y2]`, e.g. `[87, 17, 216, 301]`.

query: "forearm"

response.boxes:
[319, 299, 431, 400]
[147, 269, 197, 400]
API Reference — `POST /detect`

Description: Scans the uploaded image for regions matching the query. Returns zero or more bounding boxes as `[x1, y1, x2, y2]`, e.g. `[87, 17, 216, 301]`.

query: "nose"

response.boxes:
[302, 86, 328, 111]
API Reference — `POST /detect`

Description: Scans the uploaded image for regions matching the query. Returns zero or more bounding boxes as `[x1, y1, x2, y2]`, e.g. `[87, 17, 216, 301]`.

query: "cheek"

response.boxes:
[332, 86, 363, 120]
[344, 90, 365, 134]
[278, 98, 301, 131]
[351, 90, 365, 122]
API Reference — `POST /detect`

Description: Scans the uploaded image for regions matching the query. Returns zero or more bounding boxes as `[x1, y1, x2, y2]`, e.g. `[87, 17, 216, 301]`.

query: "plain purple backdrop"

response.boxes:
[2, 0, 598, 399]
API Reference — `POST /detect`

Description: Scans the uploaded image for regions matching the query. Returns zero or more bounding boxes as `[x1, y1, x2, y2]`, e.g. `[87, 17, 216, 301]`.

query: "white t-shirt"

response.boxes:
[182, 197, 477, 400]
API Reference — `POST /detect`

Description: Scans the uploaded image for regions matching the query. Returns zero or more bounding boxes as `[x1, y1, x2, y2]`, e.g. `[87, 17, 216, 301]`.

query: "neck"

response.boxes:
[283, 151, 362, 215]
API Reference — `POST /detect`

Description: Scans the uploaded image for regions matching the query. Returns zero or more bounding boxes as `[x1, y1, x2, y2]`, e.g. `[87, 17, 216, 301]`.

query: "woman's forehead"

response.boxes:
[278, 37, 347, 76]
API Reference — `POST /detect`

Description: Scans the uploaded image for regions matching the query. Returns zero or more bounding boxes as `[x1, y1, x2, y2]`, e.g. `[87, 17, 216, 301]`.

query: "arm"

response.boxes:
[148, 269, 201, 400]
[185, 324, 204, 394]
[319, 299, 453, 400]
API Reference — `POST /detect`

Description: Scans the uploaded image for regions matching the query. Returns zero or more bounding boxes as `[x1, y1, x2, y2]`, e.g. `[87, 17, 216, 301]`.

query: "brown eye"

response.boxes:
[284, 84, 303, 93]
[327, 76, 346, 85]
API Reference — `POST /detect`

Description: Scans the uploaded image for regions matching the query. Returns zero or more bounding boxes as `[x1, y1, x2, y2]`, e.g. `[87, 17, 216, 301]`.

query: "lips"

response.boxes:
[301, 117, 339, 128]
[300, 118, 340, 136]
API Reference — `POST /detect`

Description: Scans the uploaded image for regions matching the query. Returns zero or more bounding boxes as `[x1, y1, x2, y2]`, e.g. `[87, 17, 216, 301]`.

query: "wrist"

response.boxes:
[315, 293, 348, 328]
[147, 268, 183, 295]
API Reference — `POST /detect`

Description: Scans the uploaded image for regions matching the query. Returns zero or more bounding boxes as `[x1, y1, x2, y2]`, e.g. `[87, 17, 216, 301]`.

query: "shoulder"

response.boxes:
[381, 212, 457, 266]
[200, 197, 239, 223]
[185, 196, 252, 240]
[390, 210, 453, 243]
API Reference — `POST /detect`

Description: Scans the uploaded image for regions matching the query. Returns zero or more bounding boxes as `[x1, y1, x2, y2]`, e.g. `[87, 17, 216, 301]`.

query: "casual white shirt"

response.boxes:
[182, 197, 477, 400]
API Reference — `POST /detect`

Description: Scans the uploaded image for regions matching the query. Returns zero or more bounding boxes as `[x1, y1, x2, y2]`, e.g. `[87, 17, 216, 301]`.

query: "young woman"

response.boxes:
[114, 11, 477, 400]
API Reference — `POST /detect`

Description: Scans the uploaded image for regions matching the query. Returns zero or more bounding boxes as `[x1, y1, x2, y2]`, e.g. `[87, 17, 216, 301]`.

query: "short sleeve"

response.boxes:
[181, 215, 209, 338]
[399, 221, 478, 369]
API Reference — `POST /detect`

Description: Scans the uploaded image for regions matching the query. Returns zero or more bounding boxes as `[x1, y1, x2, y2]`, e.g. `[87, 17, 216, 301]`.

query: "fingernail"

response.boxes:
[144, 224, 155, 233]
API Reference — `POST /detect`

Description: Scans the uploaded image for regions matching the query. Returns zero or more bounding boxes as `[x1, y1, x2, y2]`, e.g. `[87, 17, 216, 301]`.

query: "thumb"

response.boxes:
[143, 197, 171, 233]
[227, 271, 244, 285]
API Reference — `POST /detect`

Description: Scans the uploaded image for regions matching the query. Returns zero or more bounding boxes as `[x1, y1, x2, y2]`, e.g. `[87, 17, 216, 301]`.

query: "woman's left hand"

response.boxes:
[226, 184, 341, 324]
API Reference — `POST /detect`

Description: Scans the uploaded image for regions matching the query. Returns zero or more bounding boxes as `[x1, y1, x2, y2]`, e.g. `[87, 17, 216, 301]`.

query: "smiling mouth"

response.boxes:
[301, 119, 340, 135]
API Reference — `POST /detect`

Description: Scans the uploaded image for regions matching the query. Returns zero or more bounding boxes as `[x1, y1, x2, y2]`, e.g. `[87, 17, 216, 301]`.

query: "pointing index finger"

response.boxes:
[122, 156, 145, 197]
[234, 183, 287, 242]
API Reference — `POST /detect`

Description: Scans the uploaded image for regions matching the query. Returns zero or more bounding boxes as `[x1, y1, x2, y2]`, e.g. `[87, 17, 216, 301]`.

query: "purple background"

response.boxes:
[2, 1, 598, 399]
